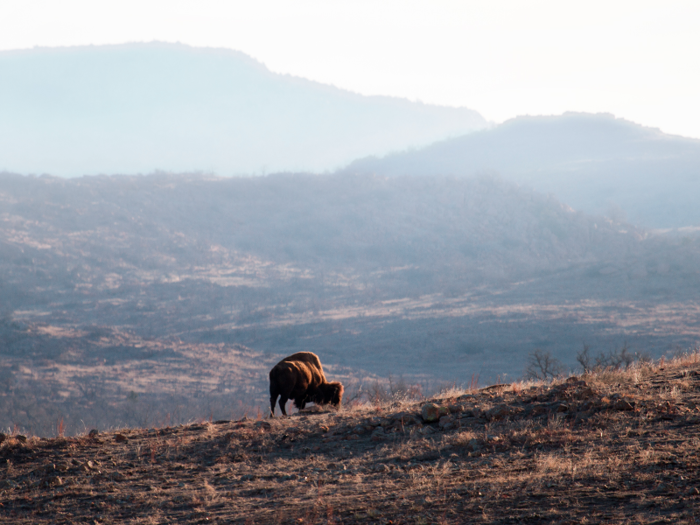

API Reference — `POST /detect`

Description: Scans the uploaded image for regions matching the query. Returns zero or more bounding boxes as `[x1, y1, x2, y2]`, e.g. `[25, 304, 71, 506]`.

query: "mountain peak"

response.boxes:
[0, 43, 486, 177]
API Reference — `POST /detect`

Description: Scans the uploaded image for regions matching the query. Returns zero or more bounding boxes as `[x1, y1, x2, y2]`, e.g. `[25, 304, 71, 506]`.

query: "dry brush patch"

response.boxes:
[2, 354, 700, 523]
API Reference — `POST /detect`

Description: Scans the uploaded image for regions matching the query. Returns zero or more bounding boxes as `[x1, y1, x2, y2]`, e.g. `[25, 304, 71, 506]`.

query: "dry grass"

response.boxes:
[3, 352, 700, 523]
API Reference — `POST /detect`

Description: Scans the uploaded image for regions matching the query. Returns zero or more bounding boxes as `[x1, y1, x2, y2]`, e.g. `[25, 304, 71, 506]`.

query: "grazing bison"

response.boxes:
[269, 352, 344, 417]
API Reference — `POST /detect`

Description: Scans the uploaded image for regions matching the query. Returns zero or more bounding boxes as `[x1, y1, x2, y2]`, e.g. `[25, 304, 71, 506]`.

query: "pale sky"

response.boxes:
[3, 0, 700, 139]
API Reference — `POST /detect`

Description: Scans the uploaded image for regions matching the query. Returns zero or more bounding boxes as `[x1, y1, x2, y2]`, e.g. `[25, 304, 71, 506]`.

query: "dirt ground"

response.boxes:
[2, 354, 700, 524]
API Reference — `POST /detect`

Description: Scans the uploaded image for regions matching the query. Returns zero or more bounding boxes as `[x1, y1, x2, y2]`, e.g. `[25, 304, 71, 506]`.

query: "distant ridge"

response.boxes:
[0, 42, 486, 177]
[342, 113, 700, 229]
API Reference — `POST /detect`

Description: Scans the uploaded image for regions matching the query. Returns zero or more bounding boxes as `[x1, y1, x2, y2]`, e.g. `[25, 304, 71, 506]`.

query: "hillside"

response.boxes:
[2, 172, 700, 436]
[2, 354, 700, 523]
[0, 43, 485, 177]
[342, 113, 700, 229]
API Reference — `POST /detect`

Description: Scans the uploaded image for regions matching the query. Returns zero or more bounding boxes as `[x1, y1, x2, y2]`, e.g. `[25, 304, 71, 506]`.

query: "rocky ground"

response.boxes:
[2, 353, 700, 524]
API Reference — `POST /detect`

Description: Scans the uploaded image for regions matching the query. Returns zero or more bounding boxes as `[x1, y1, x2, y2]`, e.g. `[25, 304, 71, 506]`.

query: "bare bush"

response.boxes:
[525, 349, 564, 380]
[577, 342, 651, 373]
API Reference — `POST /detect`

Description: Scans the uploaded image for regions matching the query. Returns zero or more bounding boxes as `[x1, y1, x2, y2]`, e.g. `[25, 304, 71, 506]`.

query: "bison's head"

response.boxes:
[315, 381, 344, 407]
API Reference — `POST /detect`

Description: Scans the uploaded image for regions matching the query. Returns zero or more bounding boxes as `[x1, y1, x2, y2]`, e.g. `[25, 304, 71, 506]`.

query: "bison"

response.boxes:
[269, 352, 343, 417]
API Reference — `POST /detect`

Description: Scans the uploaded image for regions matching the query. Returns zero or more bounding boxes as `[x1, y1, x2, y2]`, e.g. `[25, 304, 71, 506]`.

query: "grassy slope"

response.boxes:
[2, 353, 700, 524]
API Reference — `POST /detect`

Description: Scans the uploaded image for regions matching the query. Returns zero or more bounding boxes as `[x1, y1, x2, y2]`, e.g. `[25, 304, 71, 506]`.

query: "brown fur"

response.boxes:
[269, 352, 344, 417]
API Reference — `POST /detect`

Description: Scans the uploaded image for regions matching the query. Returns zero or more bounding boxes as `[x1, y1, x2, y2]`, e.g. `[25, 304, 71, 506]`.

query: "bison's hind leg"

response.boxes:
[270, 393, 279, 417]
[270, 383, 291, 417]
[271, 389, 291, 417]
[278, 395, 290, 416]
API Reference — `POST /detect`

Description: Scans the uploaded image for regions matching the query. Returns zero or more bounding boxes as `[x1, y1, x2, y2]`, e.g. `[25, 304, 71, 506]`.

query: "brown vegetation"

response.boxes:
[3, 353, 700, 523]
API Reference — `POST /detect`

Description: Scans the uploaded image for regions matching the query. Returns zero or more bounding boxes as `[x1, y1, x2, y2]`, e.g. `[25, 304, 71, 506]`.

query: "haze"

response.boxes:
[2, 1, 700, 436]
[3, 0, 700, 139]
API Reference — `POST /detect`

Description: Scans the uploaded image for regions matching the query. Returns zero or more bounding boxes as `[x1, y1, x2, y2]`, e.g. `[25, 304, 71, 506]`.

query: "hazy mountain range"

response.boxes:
[3, 171, 700, 433]
[342, 113, 700, 229]
[0, 43, 486, 177]
[3, 43, 699, 232]
[3, 172, 699, 377]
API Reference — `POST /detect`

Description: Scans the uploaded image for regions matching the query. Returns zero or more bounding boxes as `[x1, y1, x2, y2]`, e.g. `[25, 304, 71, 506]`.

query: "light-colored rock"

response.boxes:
[254, 421, 272, 431]
[421, 403, 449, 422]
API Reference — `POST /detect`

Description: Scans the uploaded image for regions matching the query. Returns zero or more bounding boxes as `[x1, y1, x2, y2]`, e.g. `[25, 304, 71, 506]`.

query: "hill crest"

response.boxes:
[341, 112, 700, 228]
[2, 353, 700, 523]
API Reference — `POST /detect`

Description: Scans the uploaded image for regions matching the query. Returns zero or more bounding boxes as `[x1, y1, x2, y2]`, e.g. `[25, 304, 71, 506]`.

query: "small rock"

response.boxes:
[392, 413, 420, 426]
[528, 405, 547, 416]
[16, 435, 27, 443]
[374, 464, 389, 473]
[254, 421, 272, 431]
[114, 434, 128, 443]
[572, 387, 596, 400]
[485, 405, 511, 421]
[468, 438, 481, 452]
[88, 429, 99, 438]
[421, 403, 449, 423]
[420, 426, 436, 435]
[448, 404, 465, 414]
[390, 411, 414, 422]
[240, 474, 256, 481]
[0, 433, 6, 444]
[442, 420, 460, 431]
[370, 427, 386, 441]
[438, 415, 455, 429]
[613, 399, 635, 411]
